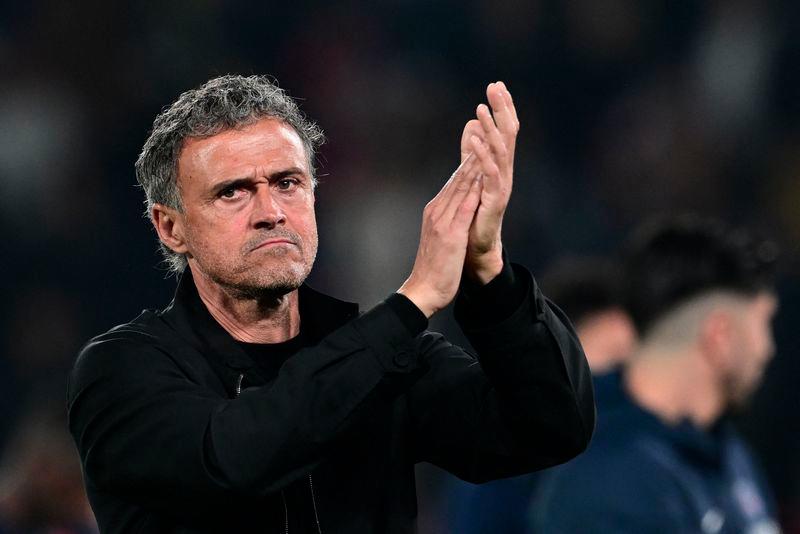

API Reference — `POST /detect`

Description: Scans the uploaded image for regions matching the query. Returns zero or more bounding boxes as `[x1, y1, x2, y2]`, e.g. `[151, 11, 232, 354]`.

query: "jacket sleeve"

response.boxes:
[406, 261, 596, 482]
[67, 299, 428, 508]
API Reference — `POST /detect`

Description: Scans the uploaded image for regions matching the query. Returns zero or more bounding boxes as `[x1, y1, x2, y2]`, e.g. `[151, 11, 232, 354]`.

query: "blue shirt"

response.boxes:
[441, 471, 541, 534]
[531, 372, 780, 533]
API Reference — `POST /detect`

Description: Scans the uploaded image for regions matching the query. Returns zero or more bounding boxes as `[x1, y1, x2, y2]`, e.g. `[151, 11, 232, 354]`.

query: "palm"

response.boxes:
[459, 82, 519, 279]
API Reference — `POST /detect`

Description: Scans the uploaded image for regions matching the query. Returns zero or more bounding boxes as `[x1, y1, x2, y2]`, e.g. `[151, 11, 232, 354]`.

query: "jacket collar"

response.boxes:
[159, 268, 360, 374]
[601, 370, 732, 468]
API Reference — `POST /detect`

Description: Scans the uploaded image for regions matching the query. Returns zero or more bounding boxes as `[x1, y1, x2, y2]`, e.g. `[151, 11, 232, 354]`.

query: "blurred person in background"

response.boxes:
[537, 257, 637, 376]
[0, 406, 96, 534]
[66, 74, 595, 533]
[442, 256, 636, 533]
[531, 215, 781, 533]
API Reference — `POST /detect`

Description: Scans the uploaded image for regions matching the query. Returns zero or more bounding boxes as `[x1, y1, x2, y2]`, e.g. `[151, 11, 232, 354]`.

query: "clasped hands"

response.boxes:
[399, 82, 519, 318]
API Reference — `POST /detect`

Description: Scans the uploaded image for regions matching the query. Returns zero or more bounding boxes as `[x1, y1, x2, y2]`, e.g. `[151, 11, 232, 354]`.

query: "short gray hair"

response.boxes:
[135, 74, 325, 273]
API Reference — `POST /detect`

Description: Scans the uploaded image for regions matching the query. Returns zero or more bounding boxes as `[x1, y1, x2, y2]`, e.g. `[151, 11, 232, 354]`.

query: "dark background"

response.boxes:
[1, 1, 798, 531]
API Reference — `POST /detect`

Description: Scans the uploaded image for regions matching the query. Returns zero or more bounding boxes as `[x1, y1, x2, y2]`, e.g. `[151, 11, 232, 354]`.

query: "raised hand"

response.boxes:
[398, 154, 484, 318]
[459, 81, 519, 284]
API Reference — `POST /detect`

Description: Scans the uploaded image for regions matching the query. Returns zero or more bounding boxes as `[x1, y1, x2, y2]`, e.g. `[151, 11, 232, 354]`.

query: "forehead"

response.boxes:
[177, 118, 309, 184]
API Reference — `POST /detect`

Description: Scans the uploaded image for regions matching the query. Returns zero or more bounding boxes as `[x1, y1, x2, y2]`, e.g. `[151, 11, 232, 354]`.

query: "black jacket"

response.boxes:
[67, 262, 595, 533]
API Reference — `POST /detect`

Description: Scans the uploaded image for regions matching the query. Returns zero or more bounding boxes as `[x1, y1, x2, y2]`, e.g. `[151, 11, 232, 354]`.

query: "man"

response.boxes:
[532, 216, 781, 533]
[537, 257, 636, 375]
[443, 257, 636, 534]
[67, 75, 595, 533]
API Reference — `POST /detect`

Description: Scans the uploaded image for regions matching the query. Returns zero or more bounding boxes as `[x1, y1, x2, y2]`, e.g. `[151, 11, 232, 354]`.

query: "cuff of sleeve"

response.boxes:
[456, 250, 527, 327]
[352, 296, 428, 374]
[386, 293, 428, 336]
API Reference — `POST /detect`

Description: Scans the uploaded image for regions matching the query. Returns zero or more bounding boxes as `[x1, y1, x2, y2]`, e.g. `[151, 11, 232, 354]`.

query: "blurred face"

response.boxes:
[172, 118, 317, 297]
[576, 309, 637, 374]
[723, 292, 778, 407]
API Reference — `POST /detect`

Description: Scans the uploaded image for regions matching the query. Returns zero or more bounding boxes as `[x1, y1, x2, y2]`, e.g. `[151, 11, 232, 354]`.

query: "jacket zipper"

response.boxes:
[309, 473, 322, 534]
[235, 373, 290, 533]
[282, 489, 289, 534]
[234, 373, 321, 533]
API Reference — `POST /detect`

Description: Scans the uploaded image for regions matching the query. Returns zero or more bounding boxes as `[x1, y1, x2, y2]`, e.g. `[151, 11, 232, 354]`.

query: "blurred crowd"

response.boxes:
[1, 1, 798, 532]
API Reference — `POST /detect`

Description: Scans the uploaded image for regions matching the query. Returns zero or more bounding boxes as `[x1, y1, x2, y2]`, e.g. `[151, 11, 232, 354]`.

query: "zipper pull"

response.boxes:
[234, 373, 244, 398]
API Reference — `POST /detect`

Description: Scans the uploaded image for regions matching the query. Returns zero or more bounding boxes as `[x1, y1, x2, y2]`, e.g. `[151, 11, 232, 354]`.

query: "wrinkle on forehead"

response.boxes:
[178, 118, 310, 188]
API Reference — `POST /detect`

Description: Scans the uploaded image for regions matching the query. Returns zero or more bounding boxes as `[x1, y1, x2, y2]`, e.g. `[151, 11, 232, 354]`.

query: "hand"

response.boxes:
[459, 81, 519, 284]
[398, 155, 484, 318]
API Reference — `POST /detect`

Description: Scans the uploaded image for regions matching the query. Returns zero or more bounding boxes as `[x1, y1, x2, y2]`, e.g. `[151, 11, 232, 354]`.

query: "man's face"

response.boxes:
[576, 309, 637, 374]
[723, 292, 778, 407]
[172, 118, 318, 297]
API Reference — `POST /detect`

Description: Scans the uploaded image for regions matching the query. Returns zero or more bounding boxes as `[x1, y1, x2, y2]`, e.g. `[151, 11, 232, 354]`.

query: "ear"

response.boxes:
[699, 310, 735, 369]
[152, 203, 189, 255]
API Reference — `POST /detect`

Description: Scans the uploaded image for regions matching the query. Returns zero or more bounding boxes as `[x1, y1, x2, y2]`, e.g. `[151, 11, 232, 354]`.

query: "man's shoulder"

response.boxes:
[80, 309, 167, 354]
[70, 309, 186, 384]
[533, 423, 693, 532]
[546, 427, 647, 476]
[542, 405, 687, 491]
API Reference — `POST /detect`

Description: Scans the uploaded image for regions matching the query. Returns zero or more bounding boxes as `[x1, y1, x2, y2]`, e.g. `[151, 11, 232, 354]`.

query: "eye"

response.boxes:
[217, 185, 247, 201]
[276, 178, 299, 190]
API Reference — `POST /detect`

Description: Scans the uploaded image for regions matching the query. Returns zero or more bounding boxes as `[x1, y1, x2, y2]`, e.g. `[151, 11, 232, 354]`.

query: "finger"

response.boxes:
[476, 103, 509, 171]
[498, 81, 519, 130]
[432, 152, 478, 219]
[460, 120, 482, 163]
[471, 134, 503, 195]
[433, 152, 476, 205]
[453, 172, 483, 230]
[439, 152, 482, 223]
[486, 82, 514, 138]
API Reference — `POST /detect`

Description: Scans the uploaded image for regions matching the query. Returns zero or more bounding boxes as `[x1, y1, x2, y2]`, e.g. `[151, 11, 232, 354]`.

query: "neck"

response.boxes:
[623, 345, 725, 429]
[191, 267, 301, 344]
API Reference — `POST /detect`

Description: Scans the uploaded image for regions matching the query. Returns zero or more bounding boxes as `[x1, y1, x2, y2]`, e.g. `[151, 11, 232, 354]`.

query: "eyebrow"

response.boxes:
[210, 168, 307, 196]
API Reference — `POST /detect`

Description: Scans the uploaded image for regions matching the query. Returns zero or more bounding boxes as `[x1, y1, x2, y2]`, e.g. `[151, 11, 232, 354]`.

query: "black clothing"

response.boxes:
[67, 261, 594, 533]
[236, 332, 306, 377]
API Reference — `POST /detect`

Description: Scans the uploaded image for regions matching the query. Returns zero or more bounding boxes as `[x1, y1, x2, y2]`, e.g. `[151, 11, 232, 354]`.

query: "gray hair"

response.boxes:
[135, 74, 325, 273]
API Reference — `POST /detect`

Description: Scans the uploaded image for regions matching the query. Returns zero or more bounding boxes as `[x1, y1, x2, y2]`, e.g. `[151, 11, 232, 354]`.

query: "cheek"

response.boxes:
[303, 220, 319, 260]
[185, 213, 246, 255]
[294, 203, 318, 241]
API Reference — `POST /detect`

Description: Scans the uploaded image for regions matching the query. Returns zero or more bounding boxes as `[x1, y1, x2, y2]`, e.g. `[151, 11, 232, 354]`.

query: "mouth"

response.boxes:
[251, 238, 297, 252]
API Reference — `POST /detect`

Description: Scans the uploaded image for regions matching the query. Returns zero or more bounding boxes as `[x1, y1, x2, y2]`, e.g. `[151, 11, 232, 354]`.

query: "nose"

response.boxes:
[251, 185, 286, 229]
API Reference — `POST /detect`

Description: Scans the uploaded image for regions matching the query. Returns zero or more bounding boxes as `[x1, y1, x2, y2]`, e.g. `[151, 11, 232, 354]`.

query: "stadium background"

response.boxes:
[1, 1, 798, 531]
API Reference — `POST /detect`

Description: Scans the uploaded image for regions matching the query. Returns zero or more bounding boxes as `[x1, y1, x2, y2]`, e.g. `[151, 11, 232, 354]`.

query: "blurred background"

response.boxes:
[1, 1, 798, 532]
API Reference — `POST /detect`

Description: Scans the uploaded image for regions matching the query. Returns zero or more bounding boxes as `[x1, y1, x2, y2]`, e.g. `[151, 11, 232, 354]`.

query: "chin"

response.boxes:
[726, 382, 762, 414]
[234, 263, 312, 298]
